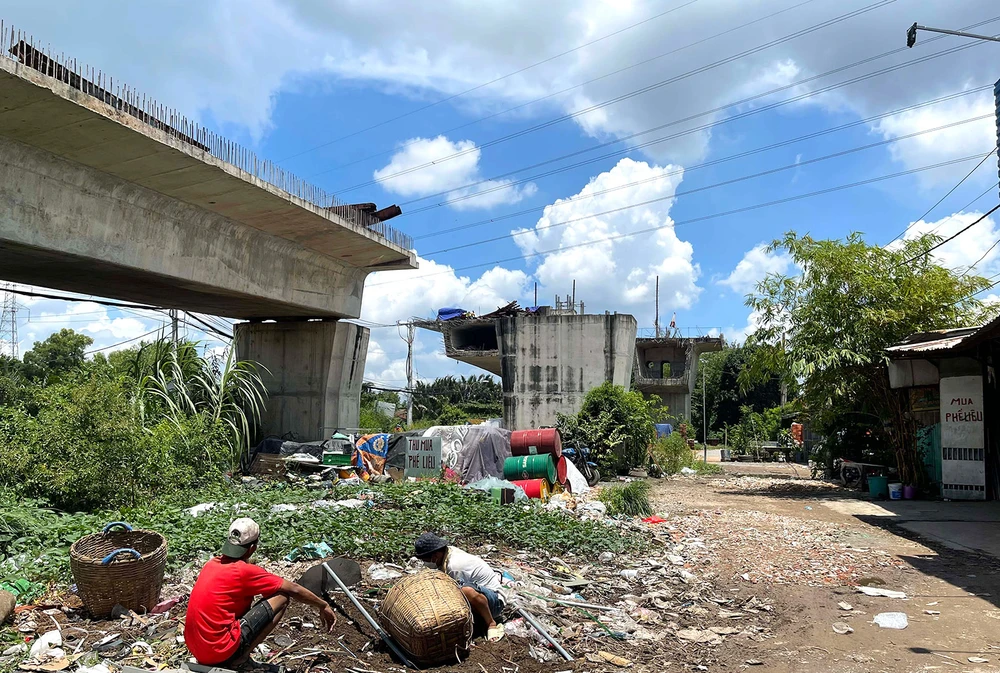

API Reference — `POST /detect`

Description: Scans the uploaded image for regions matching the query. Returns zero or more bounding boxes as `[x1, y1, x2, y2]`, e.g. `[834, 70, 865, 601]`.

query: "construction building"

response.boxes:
[632, 333, 725, 420]
[417, 299, 637, 429]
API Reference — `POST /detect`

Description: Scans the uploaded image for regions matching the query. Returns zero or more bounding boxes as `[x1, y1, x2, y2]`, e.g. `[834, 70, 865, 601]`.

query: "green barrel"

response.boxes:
[503, 454, 556, 484]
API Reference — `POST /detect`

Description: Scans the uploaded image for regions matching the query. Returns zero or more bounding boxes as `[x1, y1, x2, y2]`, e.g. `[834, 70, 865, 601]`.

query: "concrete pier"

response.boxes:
[633, 335, 724, 420]
[234, 321, 369, 439]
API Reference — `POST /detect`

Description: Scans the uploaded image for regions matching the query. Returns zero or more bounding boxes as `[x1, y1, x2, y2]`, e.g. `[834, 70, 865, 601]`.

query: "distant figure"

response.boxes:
[184, 518, 335, 666]
[414, 533, 506, 642]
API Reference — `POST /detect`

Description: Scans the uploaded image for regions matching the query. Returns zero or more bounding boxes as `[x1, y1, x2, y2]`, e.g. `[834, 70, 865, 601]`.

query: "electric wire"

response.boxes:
[278, 0, 704, 162]
[333, 0, 899, 193]
[84, 327, 166, 355]
[307, 0, 825, 177]
[421, 114, 992, 256]
[368, 152, 986, 288]
[902, 204, 1000, 265]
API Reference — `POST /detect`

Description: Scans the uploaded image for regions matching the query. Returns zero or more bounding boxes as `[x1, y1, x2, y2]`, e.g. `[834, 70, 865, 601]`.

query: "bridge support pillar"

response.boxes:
[235, 320, 369, 441]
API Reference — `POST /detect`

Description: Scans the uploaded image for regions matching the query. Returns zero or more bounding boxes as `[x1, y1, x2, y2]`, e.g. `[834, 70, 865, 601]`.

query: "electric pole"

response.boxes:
[0, 283, 18, 358]
[169, 309, 179, 345]
[404, 322, 415, 427]
[654, 275, 660, 338]
[702, 359, 708, 464]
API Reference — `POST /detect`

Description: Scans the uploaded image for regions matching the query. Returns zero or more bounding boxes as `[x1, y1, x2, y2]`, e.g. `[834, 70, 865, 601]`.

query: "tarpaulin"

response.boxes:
[437, 307, 468, 321]
[354, 433, 390, 476]
[422, 425, 512, 484]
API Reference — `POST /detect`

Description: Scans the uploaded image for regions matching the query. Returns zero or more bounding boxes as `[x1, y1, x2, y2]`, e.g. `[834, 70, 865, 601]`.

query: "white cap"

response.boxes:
[221, 518, 260, 558]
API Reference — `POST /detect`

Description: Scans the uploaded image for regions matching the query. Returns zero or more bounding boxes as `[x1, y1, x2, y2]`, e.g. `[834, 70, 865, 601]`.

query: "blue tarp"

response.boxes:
[655, 423, 673, 438]
[437, 307, 467, 321]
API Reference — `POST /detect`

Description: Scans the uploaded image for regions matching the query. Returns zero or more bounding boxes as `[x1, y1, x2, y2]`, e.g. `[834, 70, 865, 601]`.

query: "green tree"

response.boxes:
[740, 231, 990, 485]
[692, 346, 785, 442]
[558, 382, 663, 475]
[20, 329, 93, 383]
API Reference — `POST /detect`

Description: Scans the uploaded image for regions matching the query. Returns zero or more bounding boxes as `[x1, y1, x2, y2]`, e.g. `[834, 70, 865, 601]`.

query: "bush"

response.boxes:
[599, 480, 653, 517]
[557, 383, 661, 475]
[648, 433, 691, 476]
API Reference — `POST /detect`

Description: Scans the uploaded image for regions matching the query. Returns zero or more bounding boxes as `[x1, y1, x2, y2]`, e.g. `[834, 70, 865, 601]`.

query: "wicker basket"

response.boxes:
[379, 571, 473, 666]
[70, 522, 167, 618]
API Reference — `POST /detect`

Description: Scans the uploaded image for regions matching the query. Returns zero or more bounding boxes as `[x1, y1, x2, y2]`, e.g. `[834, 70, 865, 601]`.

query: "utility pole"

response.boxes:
[533, 282, 537, 307]
[405, 322, 415, 427]
[571, 280, 576, 313]
[0, 283, 18, 358]
[702, 359, 708, 464]
[780, 332, 788, 407]
[654, 275, 660, 338]
[169, 309, 179, 345]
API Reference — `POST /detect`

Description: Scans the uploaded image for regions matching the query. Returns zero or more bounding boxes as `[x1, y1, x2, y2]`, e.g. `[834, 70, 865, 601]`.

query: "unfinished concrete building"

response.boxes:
[418, 302, 637, 429]
[633, 335, 724, 420]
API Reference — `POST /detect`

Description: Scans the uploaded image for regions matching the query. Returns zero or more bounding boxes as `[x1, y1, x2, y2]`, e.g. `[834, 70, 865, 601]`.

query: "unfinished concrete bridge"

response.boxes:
[0, 30, 417, 438]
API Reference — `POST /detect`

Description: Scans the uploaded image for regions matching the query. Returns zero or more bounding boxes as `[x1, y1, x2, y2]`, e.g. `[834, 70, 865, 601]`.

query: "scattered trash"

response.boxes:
[619, 569, 639, 581]
[641, 515, 667, 524]
[679, 467, 697, 476]
[28, 631, 61, 659]
[857, 586, 906, 599]
[149, 597, 182, 614]
[595, 651, 633, 667]
[367, 564, 403, 581]
[285, 542, 335, 561]
[185, 503, 217, 517]
[677, 628, 723, 645]
[832, 622, 854, 635]
[969, 657, 989, 663]
[924, 609, 940, 616]
[804, 506, 812, 510]
[92, 634, 122, 652]
[873, 612, 908, 629]
[76, 665, 110, 673]
[838, 602, 853, 611]
[598, 552, 615, 563]
[271, 503, 299, 512]
[745, 660, 763, 666]
[3, 644, 27, 656]
[274, 635, 295, 648]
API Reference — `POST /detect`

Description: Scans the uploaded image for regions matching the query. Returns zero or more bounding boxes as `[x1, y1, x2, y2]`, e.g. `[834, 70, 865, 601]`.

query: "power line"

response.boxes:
[967, 236, 1000, 274]
[278, 0, 703, 163]
[308, 0, 825, 178]
[85, 327, 166, 355]
[888, 150, 998, 244]
[368, 152, 984, 288]
[390, 29, 1000, 219]
[420, 114, 991, 256]
[903, 204, 1000, 265]
[3, 287, 163, 311]
[334, 0, 899, 194]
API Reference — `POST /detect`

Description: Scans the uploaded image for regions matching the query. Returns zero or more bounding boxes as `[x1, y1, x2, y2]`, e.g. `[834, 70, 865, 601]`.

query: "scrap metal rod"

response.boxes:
[517, 608, 573, 662]
[322, 562, 416, 670]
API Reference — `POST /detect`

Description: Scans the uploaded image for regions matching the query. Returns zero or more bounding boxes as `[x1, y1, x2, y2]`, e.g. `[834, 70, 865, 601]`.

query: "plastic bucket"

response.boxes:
[867, 475, 889, 499]
[888, 482, 903, 500]
[903, 485, 916, 500]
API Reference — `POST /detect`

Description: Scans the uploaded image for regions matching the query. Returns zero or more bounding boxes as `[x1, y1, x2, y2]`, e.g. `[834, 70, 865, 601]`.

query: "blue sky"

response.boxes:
[2, 0, 1000, 385]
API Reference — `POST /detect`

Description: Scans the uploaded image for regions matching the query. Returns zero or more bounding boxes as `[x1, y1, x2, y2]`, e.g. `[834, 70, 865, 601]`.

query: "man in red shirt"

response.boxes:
[185, 518, 335, 667]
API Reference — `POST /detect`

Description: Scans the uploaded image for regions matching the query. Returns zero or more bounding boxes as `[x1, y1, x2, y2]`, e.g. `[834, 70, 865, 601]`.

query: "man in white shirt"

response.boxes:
[414, 533, 505, 642]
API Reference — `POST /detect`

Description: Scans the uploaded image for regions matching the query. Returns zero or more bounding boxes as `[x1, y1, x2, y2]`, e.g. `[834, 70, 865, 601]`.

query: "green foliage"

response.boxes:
[692, 346, 784, 441]
[19, 329, 93, 383]
[558, 383, 660, 475]
[411, 375, 502, 422]
[648, 432, 693, 476]
[598, 481, 653, 517]
[358, 405, 395, 433]
[0, 482, 644, 585]
[741, 232, 990, 484]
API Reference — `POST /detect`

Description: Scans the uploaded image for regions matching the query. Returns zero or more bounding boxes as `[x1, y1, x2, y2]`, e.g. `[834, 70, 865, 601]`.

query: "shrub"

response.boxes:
[648, 432, 692, 476]
[599, 480, 653, 517]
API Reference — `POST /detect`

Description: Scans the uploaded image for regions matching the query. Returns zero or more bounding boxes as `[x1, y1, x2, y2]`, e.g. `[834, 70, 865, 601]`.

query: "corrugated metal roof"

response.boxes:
[886, 326, 981, 355]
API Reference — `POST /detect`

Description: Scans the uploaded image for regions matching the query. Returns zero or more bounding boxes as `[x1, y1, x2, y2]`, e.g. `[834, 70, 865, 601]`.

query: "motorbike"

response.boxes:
[562, 444, 601, 487]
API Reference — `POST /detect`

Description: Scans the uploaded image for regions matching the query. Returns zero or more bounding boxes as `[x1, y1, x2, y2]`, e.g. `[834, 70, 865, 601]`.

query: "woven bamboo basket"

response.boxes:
[379, 571, 472, 665]
[70, 522, 167, 618]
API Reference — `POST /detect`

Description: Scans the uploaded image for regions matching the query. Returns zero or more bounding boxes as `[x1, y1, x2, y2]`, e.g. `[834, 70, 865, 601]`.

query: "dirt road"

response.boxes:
[651, 472, 1000, 672]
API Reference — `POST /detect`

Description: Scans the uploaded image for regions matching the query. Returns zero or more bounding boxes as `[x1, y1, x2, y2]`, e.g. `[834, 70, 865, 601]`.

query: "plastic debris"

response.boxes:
[641, 515, 667, 524]
[873, 612, 908, 629]
[596, 651, 633, 667]
[185, 503, 217, 517]
[598, 552, 615, 563]
[857, 586, 906, 599]
[28, 631, 61, 659]
[838, 602, 853, 611]
[969, 657, 989, 663]
[677, 628, 723, 645]
[924, 609, 940, 615]
[367, 564, 403, 581]
[76, 665, 111, 673]
[680, 467, 697, 476]
[832, 622, 853, 635]
[271, 503, 299, 512]
[149, 597, 181, 614]
[285, 542, 334, 562]
[3, 643, 27, 656]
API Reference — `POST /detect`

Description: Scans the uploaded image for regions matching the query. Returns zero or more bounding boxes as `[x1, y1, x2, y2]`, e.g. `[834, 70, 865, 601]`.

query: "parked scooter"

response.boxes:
[562, 444, 601, 487]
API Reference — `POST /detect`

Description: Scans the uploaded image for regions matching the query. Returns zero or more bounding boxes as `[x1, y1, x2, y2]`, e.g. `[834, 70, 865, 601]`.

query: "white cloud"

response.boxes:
[373, 136, 536, 209]
[872, 93, 996, 188]
[894, 210, 1000, 275]
[359, 256, 528, 384]
[718, 243, 793, 295]
[9, 0, 996, 179]
[511, 157, 700, 323]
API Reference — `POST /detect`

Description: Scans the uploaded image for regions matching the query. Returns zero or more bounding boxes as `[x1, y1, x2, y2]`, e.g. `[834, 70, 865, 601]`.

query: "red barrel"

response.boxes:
[510, 428, 562, 458]
[511, 479, 550, 500]
[555, 456, 568, 485]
